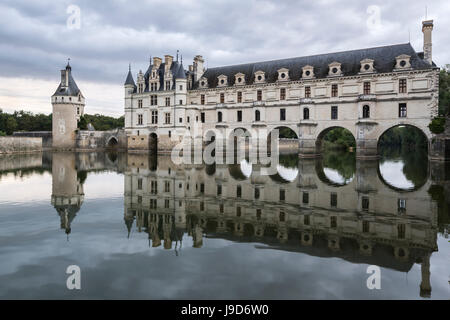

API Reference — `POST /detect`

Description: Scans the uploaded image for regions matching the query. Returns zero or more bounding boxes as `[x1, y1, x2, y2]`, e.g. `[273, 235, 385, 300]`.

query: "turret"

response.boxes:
[51, 61, 85, 149]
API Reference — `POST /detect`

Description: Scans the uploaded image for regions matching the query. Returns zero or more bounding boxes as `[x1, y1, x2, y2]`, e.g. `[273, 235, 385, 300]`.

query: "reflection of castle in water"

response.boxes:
[34, 151, 444, 297]
[123, 154, 439, 298]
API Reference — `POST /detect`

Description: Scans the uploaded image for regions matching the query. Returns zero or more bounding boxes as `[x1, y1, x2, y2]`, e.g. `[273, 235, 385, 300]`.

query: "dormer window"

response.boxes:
[277, 68, 289, 81]
[360, 59, 375, 73]
[199, 77, 208, 88]
[395, 54, 411, 70]
[234, 73, 245, 86]
[217, 74, 228, 87]
[254, 70, 265, 83]
[302, 65, 314, 79]
[328, 62, 342, 76]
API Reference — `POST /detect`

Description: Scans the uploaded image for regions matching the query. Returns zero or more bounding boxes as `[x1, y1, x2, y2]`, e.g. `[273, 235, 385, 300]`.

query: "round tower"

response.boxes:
[51, 61, 85, 149]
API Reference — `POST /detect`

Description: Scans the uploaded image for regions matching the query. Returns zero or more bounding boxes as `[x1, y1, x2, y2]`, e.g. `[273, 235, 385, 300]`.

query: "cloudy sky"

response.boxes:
[0, 0, 448, 117]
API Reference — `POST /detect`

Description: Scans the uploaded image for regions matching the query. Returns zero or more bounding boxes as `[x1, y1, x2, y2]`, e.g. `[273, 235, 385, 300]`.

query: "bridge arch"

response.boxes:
[376, 123, 430, 154]
[315, 126, 356, 154]
[149, 132, 158, 153]
[106, 136, 118, 148]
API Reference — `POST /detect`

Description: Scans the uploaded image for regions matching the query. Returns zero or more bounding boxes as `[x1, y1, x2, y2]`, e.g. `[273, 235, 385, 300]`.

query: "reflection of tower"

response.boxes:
[51, 153, 84, 237]
[419, 253, 432, 298]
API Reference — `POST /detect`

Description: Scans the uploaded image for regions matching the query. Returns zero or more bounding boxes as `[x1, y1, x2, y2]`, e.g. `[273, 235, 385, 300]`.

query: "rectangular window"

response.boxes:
[363, 221, 370, 233]
[363, 82, 371, 95]
[165, 97, 170, 107]
[217, 185, 222, 196]
[399, 79, 407, 93]
[200, 183, 205, 193]
[304, 215, 310, 225]
[138, 84, 143, 93]
[398, 224, 406, 239]
[217, 112, 222, 123]
[164, 181, 170, 192]
[256, 209, 262, 220]
[302, 192, 309, 204]
[330, 216, 337, 228]
[330, 193, 337, 207]
[201, 112, 205, 123]
[237, 110, 242, 122]
[331, 106, 338, 120]
[236, 206, 241, 217]
[220, 204, 224, 213]
[187, 116, 190, 123]
[280, 108, 286, 121]
[362, 196, 369, 211]
[137, 178, 142, 190]
[257, 90, 262, 101]
[236, 185, 242, 198]
[305, 86, 311, 98]
[138, 114, 143, 125]
[151, 181, 157, 194]
[151, 111, 158, 124]
[280, 88, 286, 100]
[165, 112, 171, 124]
[331, 84, 338, 97]
[201, 94, 205, 105]
[279, 189, 285, 201]
[220, 93, 225, 104]
[179, 99, 183, 105]
[150, 95, 157, 106]
[179, 85, 183, 90]
[150, 199, 157, 209]
[165, 199, 170, 209]
[138, 99, 143, 108]
[254, 187, 260, 199]
[399, 103, 407, 118]
[166, 81, 171, 90]
[237, 91, 242, 103]
[398, 199, 406, 213]
[179, 117, 182, 123]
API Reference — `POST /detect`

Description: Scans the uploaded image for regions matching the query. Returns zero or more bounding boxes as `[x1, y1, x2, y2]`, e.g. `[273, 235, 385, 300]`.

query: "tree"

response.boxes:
[5, 117, 17, 135]
[439, 65, 450, 116]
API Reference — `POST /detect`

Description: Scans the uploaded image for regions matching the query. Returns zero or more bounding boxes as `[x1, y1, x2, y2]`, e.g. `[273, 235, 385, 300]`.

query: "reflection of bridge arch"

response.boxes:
[376, 161, 429, 193]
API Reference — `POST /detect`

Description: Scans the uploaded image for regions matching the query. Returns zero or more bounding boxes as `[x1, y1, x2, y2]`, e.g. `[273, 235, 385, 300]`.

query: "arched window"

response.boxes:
[303, 108, 310, 120]
[363, 105, 370, 118]
[255, 110, 260, 122]
[218, 111, 223, 123]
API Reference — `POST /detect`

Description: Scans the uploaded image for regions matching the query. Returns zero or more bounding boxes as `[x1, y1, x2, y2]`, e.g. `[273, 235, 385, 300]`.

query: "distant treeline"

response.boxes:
[0, 109, 124, 135]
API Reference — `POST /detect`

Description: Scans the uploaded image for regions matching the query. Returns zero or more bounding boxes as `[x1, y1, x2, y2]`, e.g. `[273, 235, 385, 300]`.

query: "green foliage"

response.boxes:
[0, 109, 124, 135]
[322, 127, 356, 150]
[378, 126, 428, 150]
[0, 131, 6, 136]
[278, 127, 297, 139]
[439, 66, 450, 116]
[322, 150, 356, 180]
[428, 117, 446, 134]
[78, 114, 124, 131]
[0, 110, 51, 135]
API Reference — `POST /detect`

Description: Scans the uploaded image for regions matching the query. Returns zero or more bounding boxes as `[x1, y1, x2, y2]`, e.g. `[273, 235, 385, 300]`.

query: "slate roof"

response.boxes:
[197, 43, 434, 89]
[124, 68, 136, 86]
[130, 60, 187, 93]
[53, 64, 82, 97]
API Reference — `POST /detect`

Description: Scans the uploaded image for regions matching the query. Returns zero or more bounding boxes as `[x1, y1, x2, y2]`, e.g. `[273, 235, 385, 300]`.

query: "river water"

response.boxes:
[0, 150, 448, 299]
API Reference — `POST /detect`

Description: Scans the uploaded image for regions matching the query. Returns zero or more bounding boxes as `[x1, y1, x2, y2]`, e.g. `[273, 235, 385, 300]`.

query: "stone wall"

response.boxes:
[13, 131, 52, 148]
[0, 137, 42, 154]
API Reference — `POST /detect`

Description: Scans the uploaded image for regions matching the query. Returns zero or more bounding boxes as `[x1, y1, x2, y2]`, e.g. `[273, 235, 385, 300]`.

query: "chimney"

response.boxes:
[164, 55, 173, 72]
[193, 55, 205, 82]
[153, 57, 162, 69]
[422, 20, 434, 65]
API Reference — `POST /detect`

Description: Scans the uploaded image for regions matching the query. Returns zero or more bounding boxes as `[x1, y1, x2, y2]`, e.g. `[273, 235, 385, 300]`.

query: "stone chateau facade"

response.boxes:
[124, 20, 439, 159]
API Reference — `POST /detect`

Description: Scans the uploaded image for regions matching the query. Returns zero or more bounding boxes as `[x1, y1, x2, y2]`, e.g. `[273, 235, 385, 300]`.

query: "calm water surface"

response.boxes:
[0, 150, 448, 299]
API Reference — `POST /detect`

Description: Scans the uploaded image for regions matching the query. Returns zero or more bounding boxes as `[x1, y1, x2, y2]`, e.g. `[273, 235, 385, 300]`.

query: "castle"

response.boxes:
[123, 20, 440, 159]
